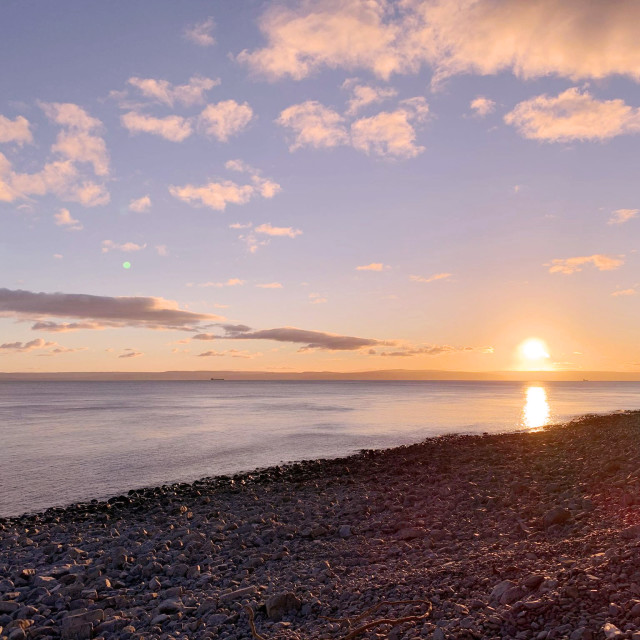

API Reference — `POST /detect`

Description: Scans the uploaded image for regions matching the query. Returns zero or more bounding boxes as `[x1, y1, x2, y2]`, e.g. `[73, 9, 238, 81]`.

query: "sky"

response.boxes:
[1, 0, 639, 375]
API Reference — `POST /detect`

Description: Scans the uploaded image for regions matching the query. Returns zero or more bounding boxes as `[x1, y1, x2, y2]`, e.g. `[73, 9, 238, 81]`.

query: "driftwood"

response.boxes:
[243, 599, 433, 640]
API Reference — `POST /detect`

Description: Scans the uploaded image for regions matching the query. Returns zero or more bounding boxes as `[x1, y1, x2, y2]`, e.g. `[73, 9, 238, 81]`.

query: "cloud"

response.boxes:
[378, 344, 490, 357]
[170, 166, 281, 211]
[156, 245, 168, 256]
[223, 326, 387, 352]
[31, 321, 104, 332]
[609, 208, 638, 225]
[470, 96, 495, 117]
[119, 349, 143, 359]
[102, 240, 146, 253]
[410, 272, 452, 283]
[0, 338, 57, 353]
[350, 97, 429, 158]
[239, 0, 640, 85]
[197, 349, 259, 358]
[505, 88, 640, 142]
[127, 75, 218, 107]
[229, 221, 253, 229]
[356, 262, 387, 271]
[54, 208, 82, 231]
[224, 160, 282, 198]
[0, 104, 110, 207]
[546, 254, 624, 274]
[256, 282, 283, 289]
[612, 288, 636, 297]
[342, 79, 397, 115]
[129, 195, 151, 212]
[184, 17, 216, 47]
[188, 278, 245, 288]
[255, 223, 302, 238]
[198, 100, 254, 141]
[277, 101, 349, 151]
[121, 112, 193, 142]
[0, 288, 220, 330]
[41, 102, 109, 176]
[278, 96, 428, 158]
[309, 293, 327, 304]
[0, 114, 33, 145]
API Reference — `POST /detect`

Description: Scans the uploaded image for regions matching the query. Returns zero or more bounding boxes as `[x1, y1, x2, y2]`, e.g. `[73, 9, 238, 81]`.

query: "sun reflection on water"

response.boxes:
[523, 386, 550, 430]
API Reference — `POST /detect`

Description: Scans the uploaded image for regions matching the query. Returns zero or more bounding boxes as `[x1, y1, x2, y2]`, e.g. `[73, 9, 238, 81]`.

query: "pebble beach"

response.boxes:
[2, 411, 640, 640]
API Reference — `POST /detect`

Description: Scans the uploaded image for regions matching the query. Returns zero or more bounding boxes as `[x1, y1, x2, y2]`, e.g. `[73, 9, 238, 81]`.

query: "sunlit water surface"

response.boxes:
[1, 380, 638, 516]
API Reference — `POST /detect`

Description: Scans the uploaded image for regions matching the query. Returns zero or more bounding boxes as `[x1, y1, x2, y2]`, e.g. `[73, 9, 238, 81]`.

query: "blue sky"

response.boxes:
[1, 0, 639, 373]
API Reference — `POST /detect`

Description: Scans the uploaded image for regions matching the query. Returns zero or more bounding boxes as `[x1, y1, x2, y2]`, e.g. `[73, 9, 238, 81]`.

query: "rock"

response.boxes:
[396, 527, 423, 540]
[621, 525, 640, 539]
[338, 525, 352, 538]
[543, 507, 571, 528]
[0, 602, 19, 614]
[630, 601, 640, 617]
[523, 574, 546, 590]
[490, 580, 518, 603]
[265, 592, 303, 621]
[158, 599, 183, 614]
[602, 623, 623, 639]
[219, 586, 259, 603]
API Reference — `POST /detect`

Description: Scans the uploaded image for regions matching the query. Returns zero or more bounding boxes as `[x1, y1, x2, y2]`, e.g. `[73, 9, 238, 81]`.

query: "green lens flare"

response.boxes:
[122, 261, 131, 269]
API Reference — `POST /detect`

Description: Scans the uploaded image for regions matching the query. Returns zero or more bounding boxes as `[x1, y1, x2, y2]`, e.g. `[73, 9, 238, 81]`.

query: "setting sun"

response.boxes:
[520, 338, 550, 361]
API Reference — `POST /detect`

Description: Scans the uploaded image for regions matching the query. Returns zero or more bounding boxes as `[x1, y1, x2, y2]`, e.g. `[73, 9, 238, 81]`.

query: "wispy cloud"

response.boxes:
[470, 96, 495, 117]
[54, 208, 82, 231]
[410, 273, 452, 283]
[129, 195, 151, 212]
[197, 349, 260, 359]
[546, 254, 624, 274]
[0, 338, 57, 353]
[377, 344, 494, 357]
[119, 349, 143, 359]
[356, 262, 388, 271]
[101, 240, 146, 253]
[184, 17, 216, 47]
[121, 112, 193, 142]
[255, 223, 302, 238]
[342, 79, 397, 116]
[127, 75, 218, 107]
[256, 282, 283, 289]
[611, 288, 637, 297]
[505, 88, 640, 142]
[608, 208, 638, 225]
[309, 293, 327, 304]
[188, 278, 245, 288]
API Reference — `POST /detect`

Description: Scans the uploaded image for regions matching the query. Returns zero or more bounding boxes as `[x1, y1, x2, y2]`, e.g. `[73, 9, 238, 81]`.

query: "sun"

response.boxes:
[520, 338, 550, 361]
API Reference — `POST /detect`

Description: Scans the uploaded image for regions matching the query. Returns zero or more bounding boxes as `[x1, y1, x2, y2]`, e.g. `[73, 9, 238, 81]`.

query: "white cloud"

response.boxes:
[102, 240, 147, 253]
[278, 96, 428, 159]
[127, 75, 218, 107]
[184, 17, 216, 47]
[546, 254, 624, 274]
[199, 100, 253, 141]
[470, 96, 495, 117]
[121, 112, 193, 142]
[608, 208, 638, 225]
[255, 223, 302, 238]
[0, 114, 33, 145]
[41, 102, 109, 176]
[351, 98, 429, 158]
[505, 88, 640, 142]
[356, 262, 388, 271]
[239, 0, 640, 85]
[54, 208, 82, 231]
[410, 272, 452, 283]
[129, 195, 152, 212]
[342, 79, 397, 115]
[277, 101, 349, 150]
[229, 221, 253, 229]
[169, 166, 281, 211]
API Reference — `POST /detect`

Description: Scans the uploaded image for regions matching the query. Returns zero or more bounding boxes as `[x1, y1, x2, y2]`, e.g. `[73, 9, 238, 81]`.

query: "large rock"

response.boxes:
[543, 507, 570, 528]
[490, 580, 518, 603]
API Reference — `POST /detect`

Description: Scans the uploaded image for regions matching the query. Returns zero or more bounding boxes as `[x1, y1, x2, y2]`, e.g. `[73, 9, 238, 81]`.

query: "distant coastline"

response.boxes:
[1, 369, 640, 381]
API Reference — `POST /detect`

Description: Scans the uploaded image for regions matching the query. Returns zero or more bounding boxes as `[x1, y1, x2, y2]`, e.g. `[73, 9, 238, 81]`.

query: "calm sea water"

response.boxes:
[1, 380, 639, 517]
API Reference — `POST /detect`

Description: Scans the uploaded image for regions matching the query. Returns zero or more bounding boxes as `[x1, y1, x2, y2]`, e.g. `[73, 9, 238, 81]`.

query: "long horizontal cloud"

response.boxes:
[545, 254, 624, 275]
[239, 0, 640, 85]
[0, 288, 221, 330]
[377, 345, 494, 357]
[222, 326, 389, 351]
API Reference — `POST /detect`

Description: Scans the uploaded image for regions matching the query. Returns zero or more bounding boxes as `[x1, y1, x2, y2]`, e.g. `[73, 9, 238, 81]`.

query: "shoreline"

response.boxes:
[2, 411, 640, 639]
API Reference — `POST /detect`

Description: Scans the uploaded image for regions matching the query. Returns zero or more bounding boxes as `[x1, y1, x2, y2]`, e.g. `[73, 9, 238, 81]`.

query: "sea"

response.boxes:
[1, 380, 639, 517]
